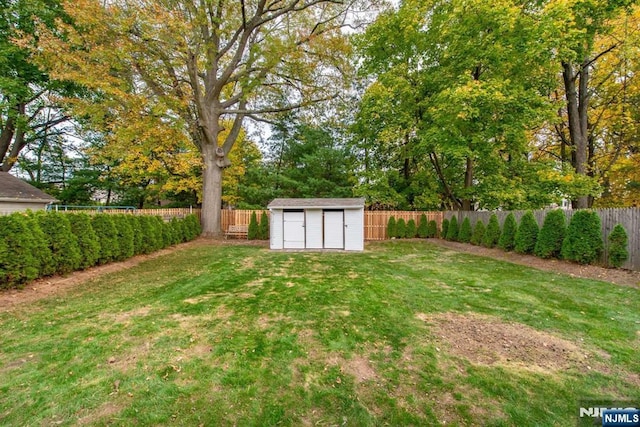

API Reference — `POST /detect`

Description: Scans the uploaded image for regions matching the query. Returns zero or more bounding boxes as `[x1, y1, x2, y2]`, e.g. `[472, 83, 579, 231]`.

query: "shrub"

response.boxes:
[168, 217, 182, 245]
[140, 215, 162, 252]
[441, 219, 449, 239]
[259, 212, 269, 240]
[482, 214, 501, 248]
[561, 210, 603, 264]
[446, 216, 459, 241]
[248, 211, 259, 240]
[68, 213, 100, 269]
[534, 209, 566, 259]
[387, 217, 397, 239]
[130, 216, 144, 255]
[92, 214, 120, 264]
[608, 224, 629, 268]
[153, 216, 168, 249]
[470, 220, 486, 246]
[406, 219, 417, 238]
[458, 217, 472, 243]
[417, 214, 428, 238]
[0, 214, 39, 288]
[188, 214, 202, 240]
[161, 220, 174, 248]
[36, 212, 82, 275]
[514, 211, 539, 254]
[498, 213, 517, 251]
[396, 218, 407, 239]
[112, 215, 135, 260]
[427, 220, 438, 238]
[24, 212, 55, 276]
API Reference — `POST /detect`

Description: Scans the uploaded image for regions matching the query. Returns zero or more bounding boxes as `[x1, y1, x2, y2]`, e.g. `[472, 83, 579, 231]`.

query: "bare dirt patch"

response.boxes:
[76, 401, 123, 426]
[429, 239, 640, 288]
[418, 312, 607, 373]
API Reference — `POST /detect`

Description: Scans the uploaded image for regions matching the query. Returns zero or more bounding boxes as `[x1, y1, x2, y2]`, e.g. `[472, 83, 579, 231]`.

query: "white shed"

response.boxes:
[0, 172, 57, 215]
[267, 198, 365, 251]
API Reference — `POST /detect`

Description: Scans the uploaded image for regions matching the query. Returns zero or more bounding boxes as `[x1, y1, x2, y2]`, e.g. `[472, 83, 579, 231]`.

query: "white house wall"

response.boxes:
[305, 209, 323, 249]
[344, 208, 364, 251]
[0, 202, 49, 216]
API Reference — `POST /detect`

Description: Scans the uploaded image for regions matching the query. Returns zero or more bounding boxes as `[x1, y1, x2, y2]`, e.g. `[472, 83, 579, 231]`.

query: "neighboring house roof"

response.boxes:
[0, 172, 58, 203]
[267, 198, 365, 210]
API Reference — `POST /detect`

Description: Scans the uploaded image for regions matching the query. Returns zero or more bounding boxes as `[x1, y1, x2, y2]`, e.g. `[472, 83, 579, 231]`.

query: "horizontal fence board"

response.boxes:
[445, 208, 640, 271]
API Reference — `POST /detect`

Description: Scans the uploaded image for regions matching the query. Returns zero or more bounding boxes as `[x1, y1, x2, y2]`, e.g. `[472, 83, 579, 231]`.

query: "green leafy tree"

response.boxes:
[441, 218, 449, 239]
[562, 210, 603, 264]
[0, 214, 39, 287]
[406, 219, 417, 238]
[396, 218, 407, 239]
[534, 210, 566, 259]
[608, 224, 629, 268]
[446, 216, 459, 241]
[259, 212, 269, 240]
[36, 211, 82, 274]
[417, 214, 428, 238]
[67, 213, 100, 269]
[471, 220, 486, 246]
[92, 214, 119, 263]
[387, 217, 397, 239]
[427, 220, 438, 238]
[482, 214, 501, 248]
[498, 213, 517, 251]
[248, 211, 259, 240]
[458, 217, 472, 243]
[515, 211, 539, 254]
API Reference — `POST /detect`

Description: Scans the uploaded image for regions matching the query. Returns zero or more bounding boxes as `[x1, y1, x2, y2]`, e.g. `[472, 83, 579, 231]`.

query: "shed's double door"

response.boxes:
[282, 210, 345, 249]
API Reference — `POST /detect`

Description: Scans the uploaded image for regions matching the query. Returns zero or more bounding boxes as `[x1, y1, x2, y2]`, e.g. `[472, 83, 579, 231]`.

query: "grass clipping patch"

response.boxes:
[418, 312, 606, 373]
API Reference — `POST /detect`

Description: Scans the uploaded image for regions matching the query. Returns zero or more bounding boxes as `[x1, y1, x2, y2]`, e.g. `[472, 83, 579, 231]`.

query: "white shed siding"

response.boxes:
[344, 208, 364, 251]
[0, 201, 49, 215]
[323, 211, 344, 249]
[270, 209, 283, 249]
[305, 209, 323, 249]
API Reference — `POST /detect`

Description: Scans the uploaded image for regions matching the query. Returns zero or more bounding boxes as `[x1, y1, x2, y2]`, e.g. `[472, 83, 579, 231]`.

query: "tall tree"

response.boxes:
[0, 0, 74, 172]
[29, 0, 371, 235]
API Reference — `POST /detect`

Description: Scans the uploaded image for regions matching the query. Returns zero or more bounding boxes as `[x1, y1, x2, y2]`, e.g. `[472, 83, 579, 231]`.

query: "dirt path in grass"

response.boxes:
[0, 238, 267, 312]
[428, 238, 640, 288]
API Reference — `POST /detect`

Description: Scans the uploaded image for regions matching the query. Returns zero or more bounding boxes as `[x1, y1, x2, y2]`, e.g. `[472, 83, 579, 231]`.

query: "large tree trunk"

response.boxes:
[201, 143, 223, 238]
[562, 61, 589, 209]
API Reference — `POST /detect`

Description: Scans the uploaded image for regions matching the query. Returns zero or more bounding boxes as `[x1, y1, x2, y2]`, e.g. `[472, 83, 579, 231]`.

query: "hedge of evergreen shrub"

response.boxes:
[396, 218, 407, 239]
[427, 220, 438, 238]
[498, 213, 517, 251]
[534, 209, 566, 259]
[441, 219, 449, 239]
[36, 211, 82, 275]
[561, 210, 603, 264]
[458, 217, 472, 243]
[608, 224, 629, 268]
[514, 211, 539, 254]
[92, 214, 120, 263]
[248, 211, 259, 240]
[259, 212, 269, 240]
[471, 220, 486, 246]
[387, 217, 396, 239]
[482, 214, 501, 248]
[417, 214, 428, 238]
[0, 214, 39, 288]
[68, 213, 100, 270]
[25, 213, 55, 277]
[0, 212, 199, 289]
[446, 216, 459, 241]
[406, 219, 417, 238]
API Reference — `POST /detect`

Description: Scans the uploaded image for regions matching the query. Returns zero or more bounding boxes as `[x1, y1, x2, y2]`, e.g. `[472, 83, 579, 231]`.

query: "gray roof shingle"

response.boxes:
[0, 172, 58, 202]
[267, 198, 365, 209]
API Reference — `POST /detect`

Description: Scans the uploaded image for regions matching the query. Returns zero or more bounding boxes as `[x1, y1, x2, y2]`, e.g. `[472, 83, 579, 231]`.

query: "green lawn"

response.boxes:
[0, 240, 638, 426]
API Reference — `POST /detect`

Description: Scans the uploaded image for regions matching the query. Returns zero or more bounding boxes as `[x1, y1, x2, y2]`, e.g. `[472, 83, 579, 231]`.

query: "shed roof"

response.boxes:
[268, 198, 365, 209]
[0, 172, 58, 203]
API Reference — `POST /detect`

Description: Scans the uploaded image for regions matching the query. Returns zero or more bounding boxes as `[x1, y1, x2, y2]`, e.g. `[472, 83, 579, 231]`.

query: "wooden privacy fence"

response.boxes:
[445, 208, 640, 271]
